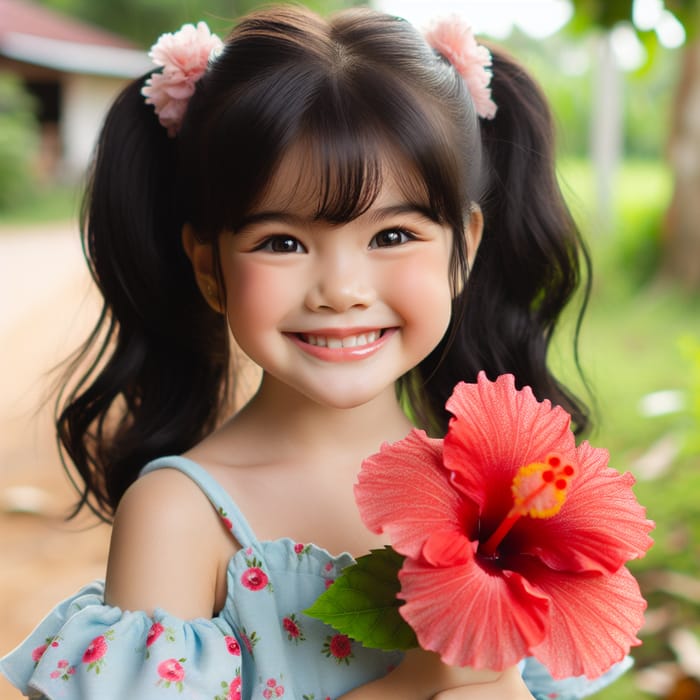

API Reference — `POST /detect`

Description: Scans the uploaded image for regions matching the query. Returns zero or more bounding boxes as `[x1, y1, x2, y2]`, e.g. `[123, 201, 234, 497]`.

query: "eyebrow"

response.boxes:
[235, 203, 438, 231]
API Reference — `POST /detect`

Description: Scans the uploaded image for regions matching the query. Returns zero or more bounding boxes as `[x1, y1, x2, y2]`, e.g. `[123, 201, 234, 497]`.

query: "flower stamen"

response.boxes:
[480, 454, 576, 558]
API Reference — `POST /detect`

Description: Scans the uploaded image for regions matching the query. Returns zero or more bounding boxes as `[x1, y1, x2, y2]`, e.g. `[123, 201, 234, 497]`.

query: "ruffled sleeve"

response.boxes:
[522, 655, 634, 699]
[0, 581, 243, 700]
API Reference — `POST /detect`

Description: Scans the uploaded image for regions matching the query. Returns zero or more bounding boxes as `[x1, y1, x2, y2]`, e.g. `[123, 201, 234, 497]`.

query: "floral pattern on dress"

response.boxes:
[241, 552, 273, 592]
[49, 659, 77, 681]
[240, 627, 260, 656]
[82, 630, 114, 674]
[219, 506, 234, 531]
[321, 634, 354, 666]
[214, 669, 242, 700]
[31, 636, 60, 665]
[225, 635, 241, 656]
[145, 622, 177, 659]
[323, 561, 336, 589]
[281, 614, 305, 644]
[294, 543, 311, 559]
[156, 657, 187, 691]
[261, 675, 286, 698]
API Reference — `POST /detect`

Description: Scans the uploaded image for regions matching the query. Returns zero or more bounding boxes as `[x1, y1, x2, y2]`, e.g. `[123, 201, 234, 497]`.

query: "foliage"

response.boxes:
[35, 0, 365, 47]
[568, 0, 698, 60]
[666, 0, 700, 37]
[504, 31, 592, 156]
[505, 30, 677, 159]
[555, 157, 700, 700]
[601, 159, 672, 289]
[568, 0, 635, 32]
[305, 547, 418, 651]
[568, 0, 700, 34]
[0, 183, 78, 226]
[0, 74, 40, 212]
[678, 335, 700, 455]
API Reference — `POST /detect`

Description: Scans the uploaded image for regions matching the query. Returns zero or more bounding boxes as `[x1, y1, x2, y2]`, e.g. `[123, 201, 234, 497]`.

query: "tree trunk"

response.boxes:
[591, 32, 623, 233]
[663, 38, 700, 290]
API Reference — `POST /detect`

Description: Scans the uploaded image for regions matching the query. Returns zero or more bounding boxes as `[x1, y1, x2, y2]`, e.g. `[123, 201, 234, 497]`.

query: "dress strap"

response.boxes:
[139, 456, 258, 548]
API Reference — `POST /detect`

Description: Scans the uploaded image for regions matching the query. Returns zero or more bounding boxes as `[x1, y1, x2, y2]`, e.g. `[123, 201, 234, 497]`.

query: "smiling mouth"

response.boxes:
[298, 330, 383, 349]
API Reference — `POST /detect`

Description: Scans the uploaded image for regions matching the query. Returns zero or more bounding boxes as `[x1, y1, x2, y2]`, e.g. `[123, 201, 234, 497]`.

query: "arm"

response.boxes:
[431, 666, 535, 700]
[338, 649, 534, 700]
[104, 468, 231, 618]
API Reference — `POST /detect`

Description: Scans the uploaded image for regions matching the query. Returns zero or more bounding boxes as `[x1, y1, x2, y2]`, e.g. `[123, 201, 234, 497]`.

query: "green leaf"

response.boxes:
[305, 547, 418, 651]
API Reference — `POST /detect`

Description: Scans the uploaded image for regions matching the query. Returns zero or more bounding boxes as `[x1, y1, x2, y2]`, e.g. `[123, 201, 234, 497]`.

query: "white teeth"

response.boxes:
[301, 331, 381, 348]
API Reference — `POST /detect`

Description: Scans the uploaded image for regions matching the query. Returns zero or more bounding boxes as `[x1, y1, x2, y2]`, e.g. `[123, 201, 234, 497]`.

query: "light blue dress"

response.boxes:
[0, 456, 631, 699]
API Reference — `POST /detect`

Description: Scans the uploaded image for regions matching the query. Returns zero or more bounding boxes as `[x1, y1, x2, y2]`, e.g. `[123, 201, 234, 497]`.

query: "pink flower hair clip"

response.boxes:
[424, 17, 497, 120]
[142, 22, 224, 137]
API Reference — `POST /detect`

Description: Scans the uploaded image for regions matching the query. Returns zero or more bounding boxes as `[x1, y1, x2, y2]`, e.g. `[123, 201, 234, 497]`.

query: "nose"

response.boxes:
[304, 250, 377, 312]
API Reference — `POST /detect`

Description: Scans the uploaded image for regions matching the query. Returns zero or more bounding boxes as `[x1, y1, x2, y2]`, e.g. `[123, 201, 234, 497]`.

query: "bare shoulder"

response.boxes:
[104, 467, 234, 619]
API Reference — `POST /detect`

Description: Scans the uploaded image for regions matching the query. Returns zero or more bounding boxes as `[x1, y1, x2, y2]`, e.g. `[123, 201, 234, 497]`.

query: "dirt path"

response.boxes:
[0, 223, 110, 699]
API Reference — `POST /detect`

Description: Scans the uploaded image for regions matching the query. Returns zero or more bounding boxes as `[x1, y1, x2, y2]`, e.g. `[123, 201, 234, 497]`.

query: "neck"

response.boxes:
[229, 372, 413, 463]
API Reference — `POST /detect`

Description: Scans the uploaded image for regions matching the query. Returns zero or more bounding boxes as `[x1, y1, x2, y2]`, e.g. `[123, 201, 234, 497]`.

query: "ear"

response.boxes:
[465, 204, 483, 268]
[453, 205, 484, 298]
[182, 223, 224, 313]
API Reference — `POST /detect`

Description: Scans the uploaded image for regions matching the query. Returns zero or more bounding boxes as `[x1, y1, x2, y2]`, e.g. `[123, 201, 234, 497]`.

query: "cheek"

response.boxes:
[386, 252, 453, 335]
[222, 260, 295, 340]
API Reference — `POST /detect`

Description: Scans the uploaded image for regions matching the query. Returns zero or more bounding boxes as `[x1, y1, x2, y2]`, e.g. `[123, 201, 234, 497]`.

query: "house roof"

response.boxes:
[0, 0, 151, 77]
[0, 0, 135, 48]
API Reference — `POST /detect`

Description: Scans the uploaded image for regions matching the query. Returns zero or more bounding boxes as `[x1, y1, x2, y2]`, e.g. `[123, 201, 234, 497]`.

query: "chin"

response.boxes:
[302, 384, 396, 411]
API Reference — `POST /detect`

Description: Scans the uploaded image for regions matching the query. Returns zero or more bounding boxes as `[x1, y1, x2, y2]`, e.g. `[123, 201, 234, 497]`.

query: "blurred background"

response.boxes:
[0, 0, 698, 698]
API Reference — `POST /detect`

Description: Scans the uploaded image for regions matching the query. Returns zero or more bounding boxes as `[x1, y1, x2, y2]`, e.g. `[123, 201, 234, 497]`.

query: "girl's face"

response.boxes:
[191, 150, 479, 410]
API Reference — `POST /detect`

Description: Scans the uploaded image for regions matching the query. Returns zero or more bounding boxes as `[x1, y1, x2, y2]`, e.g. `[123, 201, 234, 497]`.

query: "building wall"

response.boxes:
[61, 73, 129, 178]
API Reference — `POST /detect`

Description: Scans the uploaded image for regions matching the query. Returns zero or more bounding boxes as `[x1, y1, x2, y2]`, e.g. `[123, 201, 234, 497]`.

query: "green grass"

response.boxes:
[555, 158, 700, 700]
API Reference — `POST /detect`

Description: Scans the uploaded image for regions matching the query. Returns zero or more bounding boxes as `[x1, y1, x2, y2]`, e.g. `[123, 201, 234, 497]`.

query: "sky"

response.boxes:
[373, 0, 574, 39]
[373, 0, 685, 47]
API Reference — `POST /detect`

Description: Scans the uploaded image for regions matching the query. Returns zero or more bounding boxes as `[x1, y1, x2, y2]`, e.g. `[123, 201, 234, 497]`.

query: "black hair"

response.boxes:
[57, 5, 590, 519]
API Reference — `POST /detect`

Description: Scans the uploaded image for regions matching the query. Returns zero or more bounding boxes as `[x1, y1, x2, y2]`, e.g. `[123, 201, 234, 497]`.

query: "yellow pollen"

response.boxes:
[511, 454, 575, 519]
[479, 454, 576, 558]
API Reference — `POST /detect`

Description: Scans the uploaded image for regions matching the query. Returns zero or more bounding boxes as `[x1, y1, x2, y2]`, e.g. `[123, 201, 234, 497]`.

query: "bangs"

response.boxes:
[252, 124, 439, 227]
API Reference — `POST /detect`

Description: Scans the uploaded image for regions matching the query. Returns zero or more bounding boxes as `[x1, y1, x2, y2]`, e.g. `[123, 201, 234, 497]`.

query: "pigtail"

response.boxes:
[56, 75, 229, 519]
[413, 46, 591, 436]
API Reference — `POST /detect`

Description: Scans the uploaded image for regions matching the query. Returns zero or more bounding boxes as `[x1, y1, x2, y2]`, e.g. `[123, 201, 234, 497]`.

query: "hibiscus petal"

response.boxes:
[525, 563, 646, 679]
[422, 530, 473, 567]
[398, 556, 550, 670]
[444, 374, 576, 523]
[356, 430, 472, 558]
[516, 442, 654, 574]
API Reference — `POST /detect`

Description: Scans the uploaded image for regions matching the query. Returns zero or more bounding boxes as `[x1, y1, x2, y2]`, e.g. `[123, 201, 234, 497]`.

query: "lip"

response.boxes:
[285, 327, 397, 362]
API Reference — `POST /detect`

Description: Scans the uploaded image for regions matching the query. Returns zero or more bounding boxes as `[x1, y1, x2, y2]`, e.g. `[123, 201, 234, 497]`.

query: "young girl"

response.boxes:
[1, 5, 631, 699]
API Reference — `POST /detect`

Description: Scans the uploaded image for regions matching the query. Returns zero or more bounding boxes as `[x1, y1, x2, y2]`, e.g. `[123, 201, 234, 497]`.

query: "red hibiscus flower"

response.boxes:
[355, 373, 654, 679]
[241, 567, 269, 591]
[82, 635, 108, 664]
[157, 658, 186, 682]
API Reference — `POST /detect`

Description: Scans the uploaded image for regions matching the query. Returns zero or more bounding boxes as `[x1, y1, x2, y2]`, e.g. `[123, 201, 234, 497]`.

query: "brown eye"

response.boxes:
[259, 236, 306, 253]
[370, 228, 414, 248]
